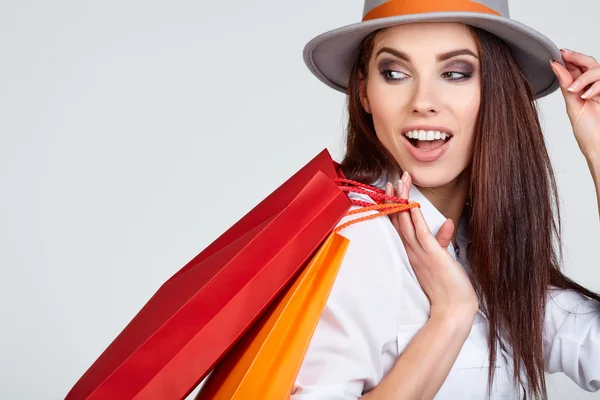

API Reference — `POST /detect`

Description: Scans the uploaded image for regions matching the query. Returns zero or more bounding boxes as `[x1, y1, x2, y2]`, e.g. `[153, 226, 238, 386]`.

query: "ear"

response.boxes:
[358, 71, 371, 114]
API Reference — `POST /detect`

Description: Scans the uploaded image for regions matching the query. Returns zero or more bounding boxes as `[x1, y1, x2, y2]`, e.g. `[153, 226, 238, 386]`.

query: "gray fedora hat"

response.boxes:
[303, 0, 565, 99]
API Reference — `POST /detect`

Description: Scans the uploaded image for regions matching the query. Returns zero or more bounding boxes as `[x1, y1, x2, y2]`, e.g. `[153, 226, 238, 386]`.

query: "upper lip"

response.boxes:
[401, 125, 454, 137]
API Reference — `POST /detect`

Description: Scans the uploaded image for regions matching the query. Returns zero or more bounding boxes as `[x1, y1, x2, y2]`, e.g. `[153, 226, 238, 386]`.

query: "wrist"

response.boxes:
[430, 308, 477, 330]
[585, 152, 600, 179]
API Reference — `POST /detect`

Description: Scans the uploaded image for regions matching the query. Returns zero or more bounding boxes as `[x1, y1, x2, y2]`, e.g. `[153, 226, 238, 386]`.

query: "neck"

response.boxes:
[416, 170, 470, 249]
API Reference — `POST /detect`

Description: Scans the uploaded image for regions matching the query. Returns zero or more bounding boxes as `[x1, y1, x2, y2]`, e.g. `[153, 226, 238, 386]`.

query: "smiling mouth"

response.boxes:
[407, 136, 452, 152]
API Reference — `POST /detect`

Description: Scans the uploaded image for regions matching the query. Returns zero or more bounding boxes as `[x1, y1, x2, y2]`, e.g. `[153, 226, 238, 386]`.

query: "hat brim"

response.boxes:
[303, 12, 564, 99]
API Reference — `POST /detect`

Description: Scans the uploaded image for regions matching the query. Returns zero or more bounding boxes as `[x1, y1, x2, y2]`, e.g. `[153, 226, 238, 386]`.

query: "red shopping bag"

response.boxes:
[196, 231, 350, 400]
[194, 180, 416, 400]
[65, 149, 354, 400]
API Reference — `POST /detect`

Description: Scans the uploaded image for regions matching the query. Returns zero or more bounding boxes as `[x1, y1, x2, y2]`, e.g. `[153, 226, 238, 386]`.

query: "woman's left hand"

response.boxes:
[550, 49, 600, 159]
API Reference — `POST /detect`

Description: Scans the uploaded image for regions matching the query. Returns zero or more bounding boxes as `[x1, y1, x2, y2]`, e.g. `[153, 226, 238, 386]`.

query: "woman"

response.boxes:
[292, 1, 600, 399]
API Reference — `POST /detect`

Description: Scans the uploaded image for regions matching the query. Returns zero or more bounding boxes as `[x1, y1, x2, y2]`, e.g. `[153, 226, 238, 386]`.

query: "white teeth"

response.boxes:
[404, 130, 451, 141]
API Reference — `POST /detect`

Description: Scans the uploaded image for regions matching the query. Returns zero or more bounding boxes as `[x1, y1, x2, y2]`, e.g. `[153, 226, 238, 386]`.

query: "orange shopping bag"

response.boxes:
[196, 231, 348, 399]
[196, 184, 417, 400]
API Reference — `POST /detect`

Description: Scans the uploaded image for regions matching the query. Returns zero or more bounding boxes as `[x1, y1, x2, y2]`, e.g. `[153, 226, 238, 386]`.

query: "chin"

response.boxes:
[411, 174, 452, 189]
[402, 164, 459, 189]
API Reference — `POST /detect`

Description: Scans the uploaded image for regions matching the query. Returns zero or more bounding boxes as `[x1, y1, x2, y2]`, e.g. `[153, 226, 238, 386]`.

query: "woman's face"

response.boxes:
[359, 22, 481, 189]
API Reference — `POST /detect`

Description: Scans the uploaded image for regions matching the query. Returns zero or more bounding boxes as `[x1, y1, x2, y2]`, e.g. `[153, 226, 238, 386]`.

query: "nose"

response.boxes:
[410, 79, 440, 116]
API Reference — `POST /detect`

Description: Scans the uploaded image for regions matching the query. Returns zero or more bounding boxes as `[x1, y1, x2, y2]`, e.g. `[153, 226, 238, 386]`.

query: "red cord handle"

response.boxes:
[331, 178, 420, 232]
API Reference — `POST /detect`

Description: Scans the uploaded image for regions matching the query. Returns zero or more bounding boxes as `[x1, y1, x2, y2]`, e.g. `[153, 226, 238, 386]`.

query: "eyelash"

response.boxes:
[380, 69, 472, 82]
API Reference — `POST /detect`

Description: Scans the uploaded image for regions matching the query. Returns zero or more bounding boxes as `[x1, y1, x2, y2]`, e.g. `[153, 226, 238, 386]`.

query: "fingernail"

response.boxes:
[402, 171, 408, 182]
[549, 61, 558, 77]
[386, 182, 392, 192]
[561, 48, 573, 53]
[567, 81, 581, 92]
[582, 87, 594, 99]
[409, 202, 417, 212]
[397, 179, 403, 193]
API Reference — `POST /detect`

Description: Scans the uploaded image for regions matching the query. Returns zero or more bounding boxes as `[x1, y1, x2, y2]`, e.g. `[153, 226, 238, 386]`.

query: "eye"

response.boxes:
[442, 71, 471, 81]
[381, 69, 408, 82]
[380, 69, 473, 83]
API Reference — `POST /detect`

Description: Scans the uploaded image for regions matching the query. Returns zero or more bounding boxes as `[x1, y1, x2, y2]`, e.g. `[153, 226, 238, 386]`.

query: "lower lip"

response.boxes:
[402, 135, 452, 162]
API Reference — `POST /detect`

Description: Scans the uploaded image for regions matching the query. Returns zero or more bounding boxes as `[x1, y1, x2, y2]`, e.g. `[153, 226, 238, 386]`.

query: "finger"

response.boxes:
[397, 172, 418, 248]
[401, 172, 414, 214]
[401, 171, 411, 200]
[579, 80, 600, 101]
[385, 182, 397, 226]
[560, 49, 599, 72]
[565, 60, 584, 80]
[551, 60, 576, 89]
[391, 177, 412, 251]
[391, 178, 402, 228]
[385, 182, 393, 205]
[408, 200, 441, 255]
[566, 66, 600, 96]
[435, 218, 454, 250]
[550, 60, 585, 115]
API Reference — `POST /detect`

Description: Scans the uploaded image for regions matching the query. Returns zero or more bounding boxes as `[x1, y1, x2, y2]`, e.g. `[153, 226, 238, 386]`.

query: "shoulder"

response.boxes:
[327, 192, 409, 328]
[333, 192, 406, 271]
[546, 285, 600, 314]
[544, 285, 600, 341]
[334, 192, 399, 242]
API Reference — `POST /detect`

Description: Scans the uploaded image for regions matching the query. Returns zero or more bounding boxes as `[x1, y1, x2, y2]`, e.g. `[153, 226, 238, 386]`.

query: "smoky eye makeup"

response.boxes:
[377, 59, 406, 73]
[377, 59, 408, 80]
[445, 60, 476, 75]
[377, 58, 477, 82]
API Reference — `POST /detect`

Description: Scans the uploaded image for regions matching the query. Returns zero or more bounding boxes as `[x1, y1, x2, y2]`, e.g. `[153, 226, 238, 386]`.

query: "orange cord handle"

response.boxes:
[331, 178, 420, 233]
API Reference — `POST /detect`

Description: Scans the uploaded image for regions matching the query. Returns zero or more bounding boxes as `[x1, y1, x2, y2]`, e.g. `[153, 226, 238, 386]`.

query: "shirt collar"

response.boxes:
[369, 170, 471, 261]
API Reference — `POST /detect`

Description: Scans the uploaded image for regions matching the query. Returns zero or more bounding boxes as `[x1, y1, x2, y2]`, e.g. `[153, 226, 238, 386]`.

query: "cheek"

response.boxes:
[455, 90, 480, 131]
[367, 84, 408, 132]
[448, 89, 480, 159]
[368, 85, 402, 114]
[460, 114, 479, 160]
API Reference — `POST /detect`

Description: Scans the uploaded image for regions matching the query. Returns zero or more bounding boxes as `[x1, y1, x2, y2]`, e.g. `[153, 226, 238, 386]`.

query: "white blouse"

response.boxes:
[291, 177, 600, 399]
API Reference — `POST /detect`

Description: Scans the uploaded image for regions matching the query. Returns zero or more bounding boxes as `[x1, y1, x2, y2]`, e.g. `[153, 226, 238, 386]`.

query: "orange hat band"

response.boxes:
[363, 0, 501, 22]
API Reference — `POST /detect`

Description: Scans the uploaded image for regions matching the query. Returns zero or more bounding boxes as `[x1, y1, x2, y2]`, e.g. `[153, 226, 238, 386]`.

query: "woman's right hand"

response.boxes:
[385, 171, 479, 321]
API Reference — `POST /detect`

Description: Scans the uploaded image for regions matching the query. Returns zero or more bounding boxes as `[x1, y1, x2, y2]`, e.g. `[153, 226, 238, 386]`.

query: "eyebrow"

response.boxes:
[375, 47, 479, 62]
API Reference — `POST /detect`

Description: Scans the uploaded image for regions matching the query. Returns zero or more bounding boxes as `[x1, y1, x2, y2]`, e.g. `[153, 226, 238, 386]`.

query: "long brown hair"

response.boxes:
[339, 24, 600, 400]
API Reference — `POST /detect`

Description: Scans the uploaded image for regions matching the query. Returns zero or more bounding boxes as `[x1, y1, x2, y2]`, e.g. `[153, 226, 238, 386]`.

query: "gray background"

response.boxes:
[1, 0, 599, 398]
